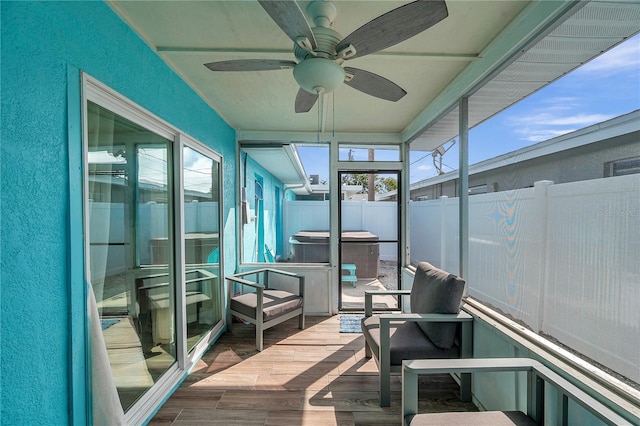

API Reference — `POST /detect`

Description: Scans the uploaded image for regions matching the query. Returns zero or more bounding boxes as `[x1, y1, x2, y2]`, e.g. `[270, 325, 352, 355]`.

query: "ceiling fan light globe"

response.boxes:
[293, 58, 345, 94]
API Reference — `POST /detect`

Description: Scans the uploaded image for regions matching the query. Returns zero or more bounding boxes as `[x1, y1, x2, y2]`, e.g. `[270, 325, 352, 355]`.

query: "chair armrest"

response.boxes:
[378, 311, 472, 324]
[186, 268, 217, 281]
[138, 282, 169, 291]
[226, 276, 264, 288]
[401, 358, 633, 426]
[378, 312, 473, 339]
[227, 269, 304, 297]
[225, 276, 265, 297]
[404, 357, 538, 375]
[364, 289, 411, 317]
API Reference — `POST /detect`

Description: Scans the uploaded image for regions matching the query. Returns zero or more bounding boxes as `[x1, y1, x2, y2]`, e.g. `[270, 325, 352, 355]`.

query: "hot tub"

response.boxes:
[289, 230, 379, 278]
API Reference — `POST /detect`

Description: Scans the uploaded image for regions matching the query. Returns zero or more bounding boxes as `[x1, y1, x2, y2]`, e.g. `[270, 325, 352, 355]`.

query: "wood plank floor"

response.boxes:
[149, 315, 477, 425]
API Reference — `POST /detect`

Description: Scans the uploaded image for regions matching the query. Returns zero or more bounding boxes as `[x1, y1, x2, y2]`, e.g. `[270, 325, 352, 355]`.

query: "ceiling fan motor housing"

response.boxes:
[294, 26, 342, 61]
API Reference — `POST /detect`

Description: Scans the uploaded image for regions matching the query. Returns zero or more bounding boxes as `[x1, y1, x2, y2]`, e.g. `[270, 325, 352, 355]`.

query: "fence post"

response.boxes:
[533, 180, 553, 332]
[361, 199, 367, 230]
[440, 196, 448, 268]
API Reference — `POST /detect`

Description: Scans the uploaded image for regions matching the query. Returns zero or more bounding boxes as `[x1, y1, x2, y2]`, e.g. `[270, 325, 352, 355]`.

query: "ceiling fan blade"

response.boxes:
[295, 88, 318, 113]
[344, 67, 406, 102]
[204, 59, 296, 71]
[337, 0, 448, 60]
[258, 0, 317, 49]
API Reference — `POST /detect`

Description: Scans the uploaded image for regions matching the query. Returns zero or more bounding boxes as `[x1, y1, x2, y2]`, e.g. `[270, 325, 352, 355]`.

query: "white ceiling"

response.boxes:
[109, 0, 639, 155]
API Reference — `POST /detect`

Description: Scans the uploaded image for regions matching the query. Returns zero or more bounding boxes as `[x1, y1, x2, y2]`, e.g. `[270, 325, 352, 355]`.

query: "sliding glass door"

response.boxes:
[87, 101, 176, 410]
[84, 80, 225, 417]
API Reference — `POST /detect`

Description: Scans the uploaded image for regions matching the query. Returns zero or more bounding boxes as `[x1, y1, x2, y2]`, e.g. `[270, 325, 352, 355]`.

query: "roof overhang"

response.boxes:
[242, 144, 311, 193]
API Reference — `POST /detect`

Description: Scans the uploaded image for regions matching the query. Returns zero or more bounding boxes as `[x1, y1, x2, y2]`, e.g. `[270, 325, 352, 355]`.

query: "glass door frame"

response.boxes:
[336, 169, 403, 311]
[330, 140, 407, 314]
[176, 134, 226, 365]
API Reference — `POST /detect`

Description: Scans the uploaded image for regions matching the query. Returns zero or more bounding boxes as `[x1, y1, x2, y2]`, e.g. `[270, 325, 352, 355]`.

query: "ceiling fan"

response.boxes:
[204, 0, 448, 113]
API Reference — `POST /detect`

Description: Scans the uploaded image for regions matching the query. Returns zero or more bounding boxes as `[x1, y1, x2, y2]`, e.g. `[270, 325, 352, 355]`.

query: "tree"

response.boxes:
[341, 173, 397, 194]
[378, 176, 397, 193]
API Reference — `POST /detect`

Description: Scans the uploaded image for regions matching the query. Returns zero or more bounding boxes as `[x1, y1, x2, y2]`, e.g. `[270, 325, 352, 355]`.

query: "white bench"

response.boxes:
[402, 358, 633, 426]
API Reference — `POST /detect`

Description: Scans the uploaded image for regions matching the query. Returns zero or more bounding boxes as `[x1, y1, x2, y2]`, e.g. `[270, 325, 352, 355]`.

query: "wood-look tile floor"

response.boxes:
[149, 316, 477, 425]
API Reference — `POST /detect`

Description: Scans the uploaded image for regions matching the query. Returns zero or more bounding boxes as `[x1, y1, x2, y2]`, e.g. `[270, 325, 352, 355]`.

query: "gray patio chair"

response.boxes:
[402, 358, 632, 425]
[226, 268, 304, 351]
[361, 261, 472, 406]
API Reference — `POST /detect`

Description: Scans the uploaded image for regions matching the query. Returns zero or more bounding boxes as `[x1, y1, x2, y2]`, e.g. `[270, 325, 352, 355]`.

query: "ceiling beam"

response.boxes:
[237, 130, 402, 144]
[156, 46, 478, 61]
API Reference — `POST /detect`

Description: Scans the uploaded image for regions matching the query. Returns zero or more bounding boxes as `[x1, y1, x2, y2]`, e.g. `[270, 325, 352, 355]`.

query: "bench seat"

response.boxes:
[406, 410, 536, 426]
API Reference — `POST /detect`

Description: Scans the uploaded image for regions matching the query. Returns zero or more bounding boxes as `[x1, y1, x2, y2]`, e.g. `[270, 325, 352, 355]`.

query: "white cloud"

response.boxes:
[508, 111, 594, 126]
[184, 156, 214, 193]
[515, 127, 575, 142]
[542, 113, 613, 126]
[575, 36, 640, 77]
[417, 164, 432, 171]
[539, 97, 581, 109]
[507, 111, 615, 142]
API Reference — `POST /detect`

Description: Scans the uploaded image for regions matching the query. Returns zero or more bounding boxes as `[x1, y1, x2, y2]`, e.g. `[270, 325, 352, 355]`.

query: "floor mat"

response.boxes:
[100, 318, 121, 330]
[340, 315, 364, 333]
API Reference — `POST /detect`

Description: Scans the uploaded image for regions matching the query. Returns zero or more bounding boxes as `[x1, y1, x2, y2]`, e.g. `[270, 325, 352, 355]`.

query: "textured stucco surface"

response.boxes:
[1, 1, 236, 423]
[242, 156, 288, 262]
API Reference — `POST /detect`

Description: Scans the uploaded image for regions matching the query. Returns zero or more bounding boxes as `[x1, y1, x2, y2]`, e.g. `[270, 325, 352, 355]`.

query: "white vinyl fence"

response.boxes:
[410, 175, 640, 383]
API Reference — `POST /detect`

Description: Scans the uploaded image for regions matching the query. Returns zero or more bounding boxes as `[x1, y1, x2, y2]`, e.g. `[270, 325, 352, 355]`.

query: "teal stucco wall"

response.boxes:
[1, 1, 236, 423]
[241, 155, 288, 263]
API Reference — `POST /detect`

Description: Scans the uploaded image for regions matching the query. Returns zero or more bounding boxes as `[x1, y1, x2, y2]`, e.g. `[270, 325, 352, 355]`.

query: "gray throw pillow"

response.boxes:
[410, 262, 465, 349]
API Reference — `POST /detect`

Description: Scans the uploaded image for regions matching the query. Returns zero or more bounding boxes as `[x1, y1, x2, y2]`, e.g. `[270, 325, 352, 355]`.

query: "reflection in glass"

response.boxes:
[87, 101, 176, 411]
[182, 146, 222, 351]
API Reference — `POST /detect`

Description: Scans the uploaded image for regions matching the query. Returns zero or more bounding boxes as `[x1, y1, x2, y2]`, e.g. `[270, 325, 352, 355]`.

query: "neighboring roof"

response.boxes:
[380, 110, 640, 200]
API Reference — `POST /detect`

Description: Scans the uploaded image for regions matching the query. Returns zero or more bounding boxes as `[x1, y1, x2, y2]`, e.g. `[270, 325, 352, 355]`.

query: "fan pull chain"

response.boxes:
[332, 92, 336, 138]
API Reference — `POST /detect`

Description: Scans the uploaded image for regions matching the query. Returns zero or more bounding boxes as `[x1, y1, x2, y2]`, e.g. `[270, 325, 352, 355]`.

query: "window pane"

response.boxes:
[183, 146, 222, 352]
[87, 101, 176, 411]
[338, 145, 400, 162]
[285, 146, 330, 263]
[240, 145, 331, 264]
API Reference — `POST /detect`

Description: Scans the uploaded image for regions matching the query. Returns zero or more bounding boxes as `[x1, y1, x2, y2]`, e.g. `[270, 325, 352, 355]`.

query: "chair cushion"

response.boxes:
[406, 410, 536, 426]
[230, 290, 303, 322]
[410, 262, 465, 349]
[361, 316, 460, 365]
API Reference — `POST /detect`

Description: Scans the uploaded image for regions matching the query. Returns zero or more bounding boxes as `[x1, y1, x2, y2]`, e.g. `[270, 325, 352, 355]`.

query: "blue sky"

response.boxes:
[411, 33, 640, 181]
[298, 33, 640, 184]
